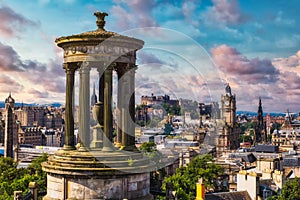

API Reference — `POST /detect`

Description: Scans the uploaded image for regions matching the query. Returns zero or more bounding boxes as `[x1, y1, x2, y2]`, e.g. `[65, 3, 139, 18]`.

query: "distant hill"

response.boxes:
[236, 111, 286, 117]
[0, 102, 63, 108]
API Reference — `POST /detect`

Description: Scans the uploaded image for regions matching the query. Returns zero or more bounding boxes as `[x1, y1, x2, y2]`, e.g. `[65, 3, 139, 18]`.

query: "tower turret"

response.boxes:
[5, 93, 15, 110]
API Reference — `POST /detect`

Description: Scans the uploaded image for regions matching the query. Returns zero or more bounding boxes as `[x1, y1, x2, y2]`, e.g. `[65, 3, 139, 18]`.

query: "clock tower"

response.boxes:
[216, 83, 240, 157]
[221, 83, 236, 126]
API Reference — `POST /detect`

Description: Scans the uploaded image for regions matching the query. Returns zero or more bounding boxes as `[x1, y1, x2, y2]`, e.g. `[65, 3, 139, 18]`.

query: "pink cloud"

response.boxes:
[26, 88, 49, 99]
[0, 5, 38, 38]
[111, 0, 157, 30]
[211, 44, 279, 84]
[273, 50, 300, 69]
[0, 75, 24, 93]
[202, 0, 248, 26]
[0, 41, 65, 102]
[0, 42, 47, 72]
[280, 71, 300, 90]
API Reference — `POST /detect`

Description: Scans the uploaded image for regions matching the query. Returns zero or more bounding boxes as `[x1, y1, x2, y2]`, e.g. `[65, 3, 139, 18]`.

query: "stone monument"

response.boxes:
[4, 93, 15, 158]
[42, 12, 154, 200]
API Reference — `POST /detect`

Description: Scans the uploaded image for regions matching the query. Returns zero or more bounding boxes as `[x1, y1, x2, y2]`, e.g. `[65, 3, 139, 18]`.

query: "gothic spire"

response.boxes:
[91, 82, 97, 106]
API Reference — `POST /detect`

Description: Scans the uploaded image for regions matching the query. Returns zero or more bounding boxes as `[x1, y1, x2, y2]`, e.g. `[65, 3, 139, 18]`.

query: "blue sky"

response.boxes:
[0, 0, 300, 112]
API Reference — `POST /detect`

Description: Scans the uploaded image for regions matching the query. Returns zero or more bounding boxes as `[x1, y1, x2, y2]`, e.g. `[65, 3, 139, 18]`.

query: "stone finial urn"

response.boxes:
[92, 101, 103, 127]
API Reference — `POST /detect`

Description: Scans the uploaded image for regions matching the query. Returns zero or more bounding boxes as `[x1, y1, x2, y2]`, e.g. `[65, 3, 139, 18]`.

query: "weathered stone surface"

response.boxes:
[44, 172, 151, 200]
[43, 11, 153, 200]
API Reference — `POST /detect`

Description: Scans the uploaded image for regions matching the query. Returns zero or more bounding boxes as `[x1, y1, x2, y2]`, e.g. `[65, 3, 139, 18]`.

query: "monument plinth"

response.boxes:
[42, 12, 154, 200]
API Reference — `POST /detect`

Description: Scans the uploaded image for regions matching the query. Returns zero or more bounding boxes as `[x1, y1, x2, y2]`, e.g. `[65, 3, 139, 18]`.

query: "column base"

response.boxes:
[90, 140, 103, 148]
[102, 146, 116, 152]
[62, 145, 76, 151]
[121, 145, 139, 152]
[76, 143, 89, 152]
[115, 142, 122, 148]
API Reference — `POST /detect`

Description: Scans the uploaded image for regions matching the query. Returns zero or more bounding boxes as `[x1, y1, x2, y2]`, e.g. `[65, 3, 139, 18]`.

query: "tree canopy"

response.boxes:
[162, 154, 224, 200]
[268, 177, 300, 200]
[0, 153, 48, 200]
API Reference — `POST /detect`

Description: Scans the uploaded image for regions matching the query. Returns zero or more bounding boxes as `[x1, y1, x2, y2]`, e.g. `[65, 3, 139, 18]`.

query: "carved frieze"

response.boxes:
[64, 45, 135, 56]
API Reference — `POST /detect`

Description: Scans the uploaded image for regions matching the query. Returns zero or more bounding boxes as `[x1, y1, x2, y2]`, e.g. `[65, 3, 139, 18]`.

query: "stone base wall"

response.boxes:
[43, 173, 152, 200]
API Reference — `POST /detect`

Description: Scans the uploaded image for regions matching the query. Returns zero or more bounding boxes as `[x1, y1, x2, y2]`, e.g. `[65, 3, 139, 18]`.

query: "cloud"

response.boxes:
[202, 0, 248, 26]
[182, 1, 196, 19]
[211, 44, 279, 84]
[274, 11, 295, 26]
[0, 75, 24, 93]
[275, 34, 300, 49]
[137, 51, 180, 72]
[111, 0, 157, 30]
[0, 5, 39, 38]
[0, 42, 47, 72]
[0, 41, 65, 103]
[273, 50, 300, 69]
[138, 51, 165, 65]
[26, 88, 49, 99]
[280, 71, 300, 90]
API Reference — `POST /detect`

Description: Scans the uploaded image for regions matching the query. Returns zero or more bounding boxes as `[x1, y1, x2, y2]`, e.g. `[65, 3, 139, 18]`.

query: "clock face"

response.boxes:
[225, 100, 230, 106]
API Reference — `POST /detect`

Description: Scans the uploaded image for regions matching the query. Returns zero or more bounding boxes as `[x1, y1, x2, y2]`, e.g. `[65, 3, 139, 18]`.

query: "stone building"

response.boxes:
[13, 105, 64, 130]
[18, 126, 43, 146]
[14, 106, 45, 127]
[216, 84, 240, 157]
[44, 111, 63, 129]
[141, 93, 179, 106]
[4, 94, 15, 158]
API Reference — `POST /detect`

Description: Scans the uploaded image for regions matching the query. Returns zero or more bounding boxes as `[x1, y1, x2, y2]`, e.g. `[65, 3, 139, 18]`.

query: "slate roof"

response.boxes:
[283, 157, 300, 166]
[205, 191, 251, 200]
[241, 153, 257, 163]
[255, 144, 279, 153]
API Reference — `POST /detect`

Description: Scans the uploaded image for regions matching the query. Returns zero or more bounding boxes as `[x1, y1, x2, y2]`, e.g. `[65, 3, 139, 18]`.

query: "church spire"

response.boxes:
[256, 97, 265, 143]
[91, 82, 97, 106]
[258, 97, 262, 114]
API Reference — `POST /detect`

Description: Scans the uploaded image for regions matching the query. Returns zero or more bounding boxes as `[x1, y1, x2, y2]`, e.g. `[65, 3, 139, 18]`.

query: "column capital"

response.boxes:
[79, 61, 91, 73]
[63, 62, 79, 72]
[115, 63, 137, 76]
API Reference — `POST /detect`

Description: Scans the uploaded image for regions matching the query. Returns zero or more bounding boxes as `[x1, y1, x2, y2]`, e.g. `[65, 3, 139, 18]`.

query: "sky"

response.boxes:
[0, 0, 300, 112]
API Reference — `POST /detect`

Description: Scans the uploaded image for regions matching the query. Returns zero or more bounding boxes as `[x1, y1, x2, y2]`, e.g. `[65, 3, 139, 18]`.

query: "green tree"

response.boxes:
[240, 134, 253, 143]
[139, 142, 164, 193]
[0, 153, 48, 199]
[268, 177, 300, 200]
[27, 153, 48, 192]
[162, 154, 224, 200]
[164, 123, 173, 135]
[139, 142, 156, 153]
[161, 103, 181, 116]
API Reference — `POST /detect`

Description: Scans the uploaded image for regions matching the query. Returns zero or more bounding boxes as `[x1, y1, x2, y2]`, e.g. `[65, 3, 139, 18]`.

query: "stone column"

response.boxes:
[115, 63, 127, 148]
[102, 64, 114, 151]
[79, 62, 91, 150]
[62, 62, 77, 150]
[119, 64, 137, 151]
[127, 65, 138, 150]
[120, 64, 130, 149]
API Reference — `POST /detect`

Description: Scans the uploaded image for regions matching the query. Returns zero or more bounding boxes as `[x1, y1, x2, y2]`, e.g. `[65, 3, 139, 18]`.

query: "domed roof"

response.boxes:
[55, 12, 144, 49]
